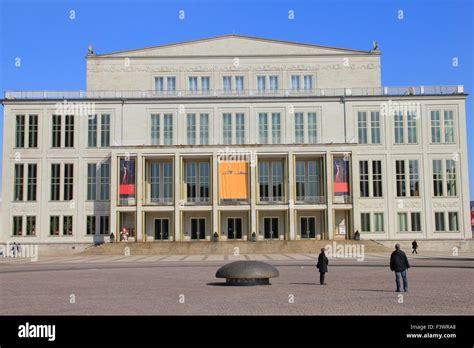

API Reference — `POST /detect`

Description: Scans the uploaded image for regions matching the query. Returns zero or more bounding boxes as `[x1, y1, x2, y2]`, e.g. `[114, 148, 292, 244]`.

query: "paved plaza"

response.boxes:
[0, 252, 473, 315]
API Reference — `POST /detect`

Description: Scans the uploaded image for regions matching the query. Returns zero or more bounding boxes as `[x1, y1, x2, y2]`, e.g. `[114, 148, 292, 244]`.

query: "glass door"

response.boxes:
[191, 218, 206, 240]
[264, 217, 279, 240]
[154, 219, 169, 240]
[301, 217, 316, 239]
[227, 218, 242, 240]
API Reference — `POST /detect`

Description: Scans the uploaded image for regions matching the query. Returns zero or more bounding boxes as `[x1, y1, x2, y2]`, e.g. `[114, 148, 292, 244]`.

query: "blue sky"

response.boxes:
[0, 0, 473, 197]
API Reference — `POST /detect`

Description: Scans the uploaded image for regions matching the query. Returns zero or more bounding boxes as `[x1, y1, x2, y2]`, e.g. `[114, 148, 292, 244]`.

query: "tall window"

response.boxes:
[398, 213, 408, 232]
[14, 164, 24, 201]
[26, 216, 36, 236]
[432, 160, 443, 197]
[374, 213, 384, 232]
[296, 160, 322, 202]
[163, 114, 173, 145]
[407, 112, 417, 144]
[101, 114, 110, 147]
[52, 115, 61, 148]
[304, 75, 313, 90]
[63, 216, 73, 236]
[258, 113, 268, 144]
[185, 161, 210, 203]
[64, 164, 74, 200]
[149, 162, 173, 203]
[13, 216, 23, 236]
[291, 75, 300, 91]
[396, 159, 419, 197]
[187, 113, 196, 145]
[434, 212, 445, 231]
[394, 112, 404, 144]
[358, 112, 368, 144]
[155, 77, 164, 92]
[235, 76, 244, 91]
[50, 216, 60, 236]
[15, 115, 25, 148]
[223, 113, 232, 144]
[87, 163, 97, 200]
[361, 213, 370, 232]
[272, 113, 281, 144]
[235, 113, 245, 144]
[100, 162, 110, 200]
[259, 160, 284, 202]
[87, 216, 96, 235]
[359, 161, 369, 198]
[65, 115, 74, 148]
[395, 160, 406, 197]
[27, 164, 37, 201]
[88, 115, 97, 147]
[201, 77, 210, 92]
[259, 113, 281, 144]
[223, 76, 232, 92]
[50, 164, 60, 201]
[151, 114, 160, 145]
[188, 76, 198, 92]
[295, 113, 304, 144]
[269, 76, 279, 91]
[411, 212, 421, 232]
[257, 76, 266, 92]
[200, 113, 209, 145]
[431, 110, 456, 144]
[448, 212, 459, 231]
[371, 112, 381, 144]
[409, 160, 420, 197]
[446, 159, 457, 196]
[308, 112, 317, 144]
[167, 77, 176, 92]
[28, 115, 38, 148]
[372, 160, 383, 197]
[100, 216, 110, 235]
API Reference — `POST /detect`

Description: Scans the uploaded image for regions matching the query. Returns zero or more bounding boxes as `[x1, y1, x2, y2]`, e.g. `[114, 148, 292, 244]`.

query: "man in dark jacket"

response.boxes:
[390, 244, 410, 292]
[412, 240, 418, 254]
[316, 248, 329, 285]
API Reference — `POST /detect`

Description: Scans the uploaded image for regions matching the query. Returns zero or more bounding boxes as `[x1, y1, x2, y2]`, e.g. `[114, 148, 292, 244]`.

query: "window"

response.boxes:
[28, 115, 38, 148]
[155, 77, 164, 92]
[304, 75, 313, 90]
[359, 161, 369, 198]
[431, 110, 456, 144]
[65, 115, 74, 148]
[446, 159, 457, 196]
[151, 114, 160, 145]
[291, 75, 300, 91]
[150, 162, 160, 202]
[200, 113, 209, 145]
[395, 160, 406, 197]
[185, 161, 210, 203]
[13, 216, 23, 236]
[235, 76, 244, 91]
[411, 213, 421, 232]
[269, 76, 279, 91]
[295, 113, 304, 143]
[201, 77, 210, 92]
[361, 213, 370, 232]
[394, 112, 404, 144]
[88, 115, 97, 147]
[163, 162, 173, 201]
[50, 216, 60, 236]
[100, 216, 110, 235]
[432, 160, 443, 196]
[187, 113, 196, 145]
[14, 164, 24, 201]
[272, 113, 281, 144]
[372, 161, 383, 197]
[223, 76, 232, 92]
[101, 114, 110, 147]
[257, 76, 266, 92]
[374, 213, 384, 232]
[434, 212, 445, 231]
[100, 162, 110, 200]
[188, 76, 198, 92]
[398, 213, 408, 232]
[63, 216, 73, 236]
[148, 161, 173, 203]
[26, 216, 36, 236]
[86, 216, 96, 235]
[167, 77, 176, 92]
[358, 112, 368, 144]
[64, 164, 74, 201]
[235, 113, 245, 144]
[448, 212, 459, 231]
[308, 112, 317, 144]
[259, 160, 284, 202]
[87, 163, 97, 200]
[15, 115, 25, 148]
[407, 112, 417, 144]
[296, 160, 323, 202]
[223, 113, 232, 144]
[258, 113, 268, 144]
[163, 114, 173, 145]
[52, 115, 61, 148]
[27, 164, 37, 201]
[50, 164, 60, 201]
[409, 160, 420, 197]
[371, 112, 381, 144]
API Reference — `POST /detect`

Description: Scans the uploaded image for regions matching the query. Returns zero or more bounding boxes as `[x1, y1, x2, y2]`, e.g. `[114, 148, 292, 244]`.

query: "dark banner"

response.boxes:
[119, 159, 135, 197]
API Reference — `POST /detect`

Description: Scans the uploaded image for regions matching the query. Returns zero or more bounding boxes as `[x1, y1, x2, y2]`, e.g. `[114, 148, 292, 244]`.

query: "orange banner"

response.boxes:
[219, 161, 249, 199]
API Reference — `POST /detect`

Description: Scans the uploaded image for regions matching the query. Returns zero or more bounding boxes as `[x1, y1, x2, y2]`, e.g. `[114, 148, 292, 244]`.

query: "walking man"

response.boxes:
[316, 248, 329, 285]
[412, 240, 418, 254]
[390, 244, 410, 292]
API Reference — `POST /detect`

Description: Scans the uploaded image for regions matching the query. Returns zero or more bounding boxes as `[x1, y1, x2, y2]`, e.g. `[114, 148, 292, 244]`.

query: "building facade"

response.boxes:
[1, 35, 471, 243]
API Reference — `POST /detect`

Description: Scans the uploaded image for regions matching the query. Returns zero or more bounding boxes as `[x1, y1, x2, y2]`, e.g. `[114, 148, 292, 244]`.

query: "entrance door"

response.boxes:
[264, 217, 279, 239]
[300, 217, 316, 239]
[191, 218, 206, 240]
[154, 219, 169, 240]
[227, 218, 242, 240]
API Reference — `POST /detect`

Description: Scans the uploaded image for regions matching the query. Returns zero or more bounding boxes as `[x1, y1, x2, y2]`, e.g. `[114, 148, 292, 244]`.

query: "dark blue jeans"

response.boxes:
[395, 270, 408, 291]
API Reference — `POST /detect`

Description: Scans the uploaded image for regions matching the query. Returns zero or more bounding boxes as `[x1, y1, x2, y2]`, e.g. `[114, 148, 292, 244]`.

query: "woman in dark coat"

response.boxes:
[316, 248, 329, 285]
